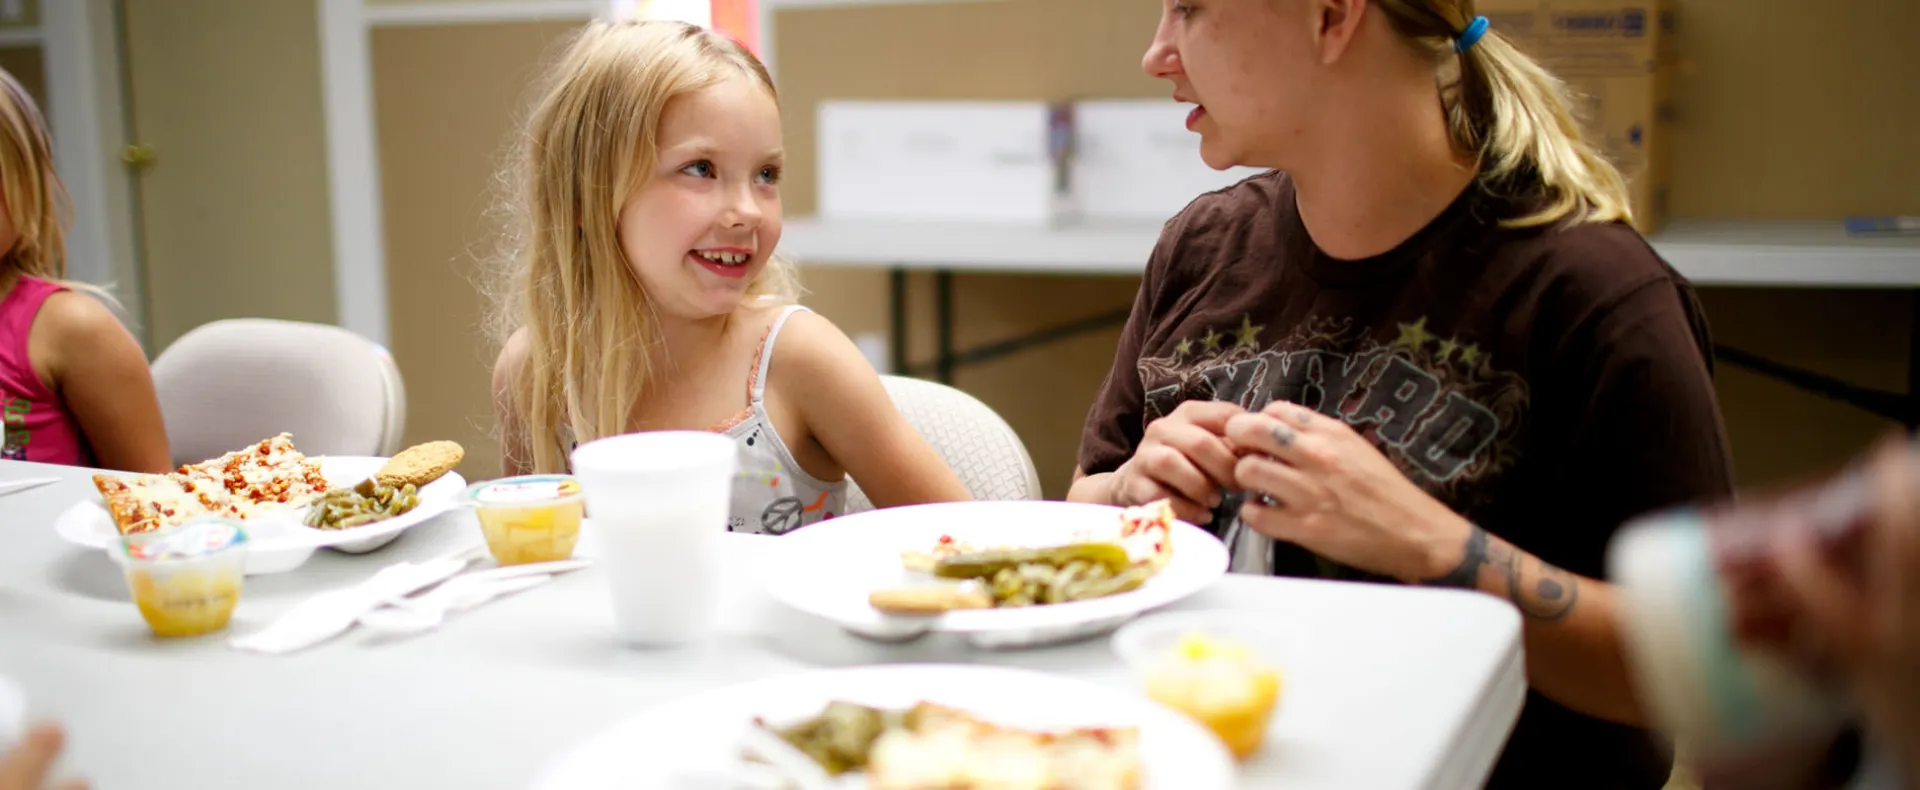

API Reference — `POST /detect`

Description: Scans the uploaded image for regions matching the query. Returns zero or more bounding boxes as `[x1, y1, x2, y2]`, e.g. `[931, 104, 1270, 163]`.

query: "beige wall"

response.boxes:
[373, 21, 582, 482]
[0, 46, 45, 109]
[0, 0, 38, 30]
[121, 0, 337, 351]
[1698, 288, 1911, 487]
[364, 0, 576, 5]
[1666, 1, 1920, 219]
[772, 0, 1916, 495]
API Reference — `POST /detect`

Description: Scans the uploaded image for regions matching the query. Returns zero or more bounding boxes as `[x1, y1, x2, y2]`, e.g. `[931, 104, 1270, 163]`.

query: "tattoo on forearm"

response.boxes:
[1421, 526, 1580, 621]
[1513, 551, 1579, 621]
[1423, 525, 1487, 589]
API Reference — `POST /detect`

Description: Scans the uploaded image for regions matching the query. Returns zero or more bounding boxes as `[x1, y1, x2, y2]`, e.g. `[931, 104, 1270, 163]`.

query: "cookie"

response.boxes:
[375, 440, 465, 488]
[868, 584, 993, 616]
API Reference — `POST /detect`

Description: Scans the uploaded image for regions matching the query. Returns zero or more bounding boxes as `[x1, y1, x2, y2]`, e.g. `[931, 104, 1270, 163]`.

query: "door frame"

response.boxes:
[41, 0, 148, 347]
[316, 0, 390, 347]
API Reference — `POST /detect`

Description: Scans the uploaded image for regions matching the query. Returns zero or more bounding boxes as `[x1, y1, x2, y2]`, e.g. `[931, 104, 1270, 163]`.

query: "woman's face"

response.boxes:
[1142, 0, 1325, 171]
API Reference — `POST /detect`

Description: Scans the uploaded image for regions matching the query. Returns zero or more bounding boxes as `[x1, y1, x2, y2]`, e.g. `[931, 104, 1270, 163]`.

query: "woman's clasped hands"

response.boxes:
[1116, 399, 1473, 584]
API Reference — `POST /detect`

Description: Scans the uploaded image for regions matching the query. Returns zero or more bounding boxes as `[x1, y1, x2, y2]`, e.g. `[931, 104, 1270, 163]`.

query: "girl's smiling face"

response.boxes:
[619, 74, 785, 321]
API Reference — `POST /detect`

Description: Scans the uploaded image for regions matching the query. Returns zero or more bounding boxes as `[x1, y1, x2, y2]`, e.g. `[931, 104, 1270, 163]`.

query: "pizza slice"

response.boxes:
[901, 534, 994, 574]
[172, 433, 330, 518]
[866, 703, 1141, 790]
[900, 499, 1178, 577]
[1116, 499, 1176, 572]
[91, 472, 228, 535]
[92, 434, 331, 535]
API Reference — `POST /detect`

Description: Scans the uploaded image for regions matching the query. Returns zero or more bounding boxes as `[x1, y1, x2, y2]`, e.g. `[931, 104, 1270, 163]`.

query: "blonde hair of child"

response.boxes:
[0, 68, 90, 294]
[487, 20, 800, 474]
[1374, 0, 1635, 229]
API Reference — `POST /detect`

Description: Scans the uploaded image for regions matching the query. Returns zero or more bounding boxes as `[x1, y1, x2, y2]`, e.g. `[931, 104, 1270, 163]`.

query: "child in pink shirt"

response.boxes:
[0, 68, 168, 472]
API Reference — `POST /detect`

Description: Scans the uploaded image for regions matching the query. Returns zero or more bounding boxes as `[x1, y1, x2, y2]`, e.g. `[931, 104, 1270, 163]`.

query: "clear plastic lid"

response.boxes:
[1112, 610, 1280, 672]
[118, 518, 249, 563]
[464, 475, 583, 507]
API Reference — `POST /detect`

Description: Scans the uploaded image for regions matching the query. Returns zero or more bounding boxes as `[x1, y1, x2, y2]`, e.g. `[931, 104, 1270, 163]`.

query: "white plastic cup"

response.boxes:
[571, 431, 737, 647]
[1608, 509, 1850, 755]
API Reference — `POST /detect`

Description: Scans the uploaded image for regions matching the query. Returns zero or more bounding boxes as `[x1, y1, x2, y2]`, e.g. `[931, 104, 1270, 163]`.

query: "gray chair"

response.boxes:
[150, 318, 407, 466]
[845, 375, 1043, 513]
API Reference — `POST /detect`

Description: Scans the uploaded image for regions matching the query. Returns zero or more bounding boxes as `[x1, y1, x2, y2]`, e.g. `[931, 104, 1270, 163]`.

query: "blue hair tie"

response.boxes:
[1454, 15, 1490, 53]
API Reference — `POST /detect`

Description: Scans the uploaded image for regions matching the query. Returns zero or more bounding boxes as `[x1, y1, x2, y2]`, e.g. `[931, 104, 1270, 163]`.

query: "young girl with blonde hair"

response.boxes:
[0, 68, 168, 472]
[1073, 1, 1731, 786]
[490, 20, 968, 534]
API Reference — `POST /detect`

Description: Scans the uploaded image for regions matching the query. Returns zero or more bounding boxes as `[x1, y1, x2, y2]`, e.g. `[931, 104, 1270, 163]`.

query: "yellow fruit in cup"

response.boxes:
[1142, 631, 1283, 760]
[467, 476, 586, 566]
[116, 518, 249, 638]
[128, 568, 243, 637]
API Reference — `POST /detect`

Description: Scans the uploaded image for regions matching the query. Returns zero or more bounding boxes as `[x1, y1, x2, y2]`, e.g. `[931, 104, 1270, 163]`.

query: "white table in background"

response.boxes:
[783, 218, 1920, 285]
[1, 460, 1524, 790]
[784, 216, 1920, 426]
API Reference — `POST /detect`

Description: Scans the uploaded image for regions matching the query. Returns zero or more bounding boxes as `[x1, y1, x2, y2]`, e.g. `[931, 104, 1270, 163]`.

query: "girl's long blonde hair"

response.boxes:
[486, 20, 799, 473]
[0, 67, 85, 292]
[1376, 0, 1633, 228]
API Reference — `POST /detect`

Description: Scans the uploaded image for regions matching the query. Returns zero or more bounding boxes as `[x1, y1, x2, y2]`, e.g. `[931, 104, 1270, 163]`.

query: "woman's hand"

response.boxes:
[1224, 399, 1471, 583]
[1107, 400, 1244, 524]
[0, 724, 86, 790]
[1707, 436, 1920, 786]
[1766, 437, 1920, 771]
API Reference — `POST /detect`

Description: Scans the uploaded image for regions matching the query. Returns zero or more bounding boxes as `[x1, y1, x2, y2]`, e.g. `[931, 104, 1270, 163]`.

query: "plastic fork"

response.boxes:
[357, 574, 551, 636]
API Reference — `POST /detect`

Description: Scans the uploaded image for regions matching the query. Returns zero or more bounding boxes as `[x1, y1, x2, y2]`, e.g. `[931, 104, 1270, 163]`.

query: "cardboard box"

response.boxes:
[1476, 0, 1676, 233]
[817, 100, 1057, 224]
[816, 99, 1269, 227]
[1066, 100, 1267, 223]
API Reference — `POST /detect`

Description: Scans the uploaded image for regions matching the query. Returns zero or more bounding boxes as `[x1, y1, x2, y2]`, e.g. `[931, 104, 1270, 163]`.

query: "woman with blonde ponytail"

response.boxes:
[0, 68, 168, 472]
[1071, 1, 1729, 786]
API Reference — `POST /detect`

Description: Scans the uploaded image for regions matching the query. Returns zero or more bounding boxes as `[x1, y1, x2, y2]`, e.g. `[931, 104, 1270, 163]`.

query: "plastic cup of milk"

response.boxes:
[571, 431, 736, 647]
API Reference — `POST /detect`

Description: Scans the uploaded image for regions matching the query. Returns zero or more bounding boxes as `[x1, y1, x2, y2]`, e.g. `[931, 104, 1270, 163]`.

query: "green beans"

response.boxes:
[303, 481, 420, 529]
[980, 558, 1149, 608]
[912, 541, 1154, 610]
[763, 701, 897, 776]
[1067, 565, 1154, 600]
[933, 542, 1131, 580]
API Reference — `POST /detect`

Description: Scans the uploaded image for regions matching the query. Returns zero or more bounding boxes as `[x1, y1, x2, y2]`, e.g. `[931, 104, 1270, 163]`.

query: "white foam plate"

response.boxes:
[760, 500, 1228, 646]
[52, 456, 466, 575]
[532, 664, 1236, 789]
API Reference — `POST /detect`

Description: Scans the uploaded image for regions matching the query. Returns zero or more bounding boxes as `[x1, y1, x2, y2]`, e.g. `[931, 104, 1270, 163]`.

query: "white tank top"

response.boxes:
[716, 305, 848, 534]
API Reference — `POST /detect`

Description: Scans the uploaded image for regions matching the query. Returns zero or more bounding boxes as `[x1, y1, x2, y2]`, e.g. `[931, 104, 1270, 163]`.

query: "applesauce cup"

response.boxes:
[464, 475, 586, 566]
[1112, 610, 1285, 761]
[114, 517, 250, 638]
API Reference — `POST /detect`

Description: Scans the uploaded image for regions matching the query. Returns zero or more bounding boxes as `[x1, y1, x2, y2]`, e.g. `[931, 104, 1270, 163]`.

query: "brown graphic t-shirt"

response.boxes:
[1080, 172, 1733, 789]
